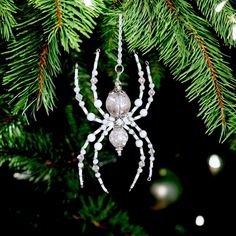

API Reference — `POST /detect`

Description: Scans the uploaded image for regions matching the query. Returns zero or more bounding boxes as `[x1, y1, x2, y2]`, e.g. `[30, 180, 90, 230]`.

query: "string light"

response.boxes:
[208, 154, 221, 169]
[215, 1, 228, 13]
[208, 154, 223, 175]
[195, 215, 205, 226]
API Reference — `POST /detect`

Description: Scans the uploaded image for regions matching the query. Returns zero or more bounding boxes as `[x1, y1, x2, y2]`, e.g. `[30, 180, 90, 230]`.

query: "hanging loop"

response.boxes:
[115, 64, 124, 74]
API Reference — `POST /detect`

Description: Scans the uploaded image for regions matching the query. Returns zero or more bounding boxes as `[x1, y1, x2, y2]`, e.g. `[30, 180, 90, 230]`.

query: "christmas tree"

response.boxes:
[1, 0, 236, 235]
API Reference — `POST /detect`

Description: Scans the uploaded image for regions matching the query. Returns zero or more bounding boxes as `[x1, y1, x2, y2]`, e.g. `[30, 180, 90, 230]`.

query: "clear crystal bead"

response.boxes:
[138, 77, 145, 84]
[92, 165, 99, 172]
[139, 161, 145, 167]
[148, 89, 155, 96]
[105, 90, 131, 117]
[76, 94, 83, 101]
[109, 127, 128, 155]
[91, 77, 98, 84]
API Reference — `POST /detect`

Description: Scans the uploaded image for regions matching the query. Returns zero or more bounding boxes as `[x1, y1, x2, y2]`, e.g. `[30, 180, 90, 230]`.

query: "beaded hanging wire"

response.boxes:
[74, 14, 156, 193]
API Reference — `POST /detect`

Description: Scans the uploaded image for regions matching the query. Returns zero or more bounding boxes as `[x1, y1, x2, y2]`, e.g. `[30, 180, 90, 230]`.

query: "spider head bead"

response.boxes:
[105, 89, 131, 118]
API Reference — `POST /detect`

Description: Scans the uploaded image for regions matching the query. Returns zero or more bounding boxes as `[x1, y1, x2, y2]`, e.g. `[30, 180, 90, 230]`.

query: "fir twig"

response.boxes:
[0, 0, 16, 40]
[195, 0, 236, 47]
[71, 195, 148, 235]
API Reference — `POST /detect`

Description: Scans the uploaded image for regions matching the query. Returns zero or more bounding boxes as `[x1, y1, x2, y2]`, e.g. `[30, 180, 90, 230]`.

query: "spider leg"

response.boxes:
[92, 125, 114, 193]
[133, 60, 155, 121]
[90, 49, 107, 116]
[130, 53, 146, 115]
[131, 121, 155, 181]
[74, 63, 103, 124]
[123, 125, 146, 192]
[77, 124, 108, 188]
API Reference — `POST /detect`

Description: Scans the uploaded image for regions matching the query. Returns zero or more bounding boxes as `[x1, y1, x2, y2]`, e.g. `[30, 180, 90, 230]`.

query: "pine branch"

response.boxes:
[29, 0, 105, 52]
[71, 195, 148, 235]
[0, 0, 16, 40]
[2, 0, 105, 116]
[195, 0, 236, 47]
[2, 2, 60, 115]
[122, 0, 236, 140]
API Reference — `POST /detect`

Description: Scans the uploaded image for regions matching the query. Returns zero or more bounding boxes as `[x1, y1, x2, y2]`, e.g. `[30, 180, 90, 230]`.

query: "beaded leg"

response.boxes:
[74, 63, 103, 124]
[133, 61, 155, 121]
[131, 122, 155, 181]
[90, 49, 106, 116]
[92, 125, 113, 193]
[124, 125, 146, 191]
[130, 53, 146, 115]
[77, 125, 107, 188]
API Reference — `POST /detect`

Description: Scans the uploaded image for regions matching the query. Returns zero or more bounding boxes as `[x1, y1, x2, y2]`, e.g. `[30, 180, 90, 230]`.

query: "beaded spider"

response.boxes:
[74, 49, 156, 193]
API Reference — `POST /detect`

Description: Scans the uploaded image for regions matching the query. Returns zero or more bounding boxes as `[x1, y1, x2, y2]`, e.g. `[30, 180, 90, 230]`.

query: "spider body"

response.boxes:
[74, 50, 156, 193]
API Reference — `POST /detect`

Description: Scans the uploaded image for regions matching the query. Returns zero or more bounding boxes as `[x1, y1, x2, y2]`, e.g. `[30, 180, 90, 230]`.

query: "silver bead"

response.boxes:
[109, 127, 128, 156]
[105, 90, 131, 117]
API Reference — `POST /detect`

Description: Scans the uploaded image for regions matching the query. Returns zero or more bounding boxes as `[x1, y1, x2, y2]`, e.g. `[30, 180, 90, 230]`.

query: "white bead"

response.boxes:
[78, 163, 84, 168]
[94, 142, 102, 150]
[91, 85, 96, 90]
[140, 155, 145, 161]
[138, 167, 143, 173]
[149, 83, 155, 88]
[139, 130, 147, 138]
[101, 125, 107, 130]
[128, 129, 134, 134]
[93, 159, 98, 164]
[150, 157, 155, 161]
[81, 149, 86, 155]
[74, 87, 79, 92]
[140, 109, 148, 117]
[95, 172, 101, 178]
[134, 99, 143, 107]
[79, 101, 85, 107]
[88, 134, 96, 142]
[104, 130, 108, 135]
[140, 85, 145, 90]
[148, 144, 153, 148]
[138, 71, 144, 77]
[87, 113, 96, 121]
[104, 113, 109, 119]
[103, 119, 108, 124]
[135, 139, 143, 147]
[148, 97, 153, 102]
[94, 100, 102, 108]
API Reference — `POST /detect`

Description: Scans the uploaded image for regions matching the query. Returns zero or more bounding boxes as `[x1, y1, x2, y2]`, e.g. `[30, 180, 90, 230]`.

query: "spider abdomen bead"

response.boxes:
[105, 90, 131, 117]
[109, 127, 129, 156]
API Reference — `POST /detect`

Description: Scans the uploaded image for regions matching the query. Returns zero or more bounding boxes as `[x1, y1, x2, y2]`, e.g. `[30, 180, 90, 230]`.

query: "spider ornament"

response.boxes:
[74, 15, 156, 193]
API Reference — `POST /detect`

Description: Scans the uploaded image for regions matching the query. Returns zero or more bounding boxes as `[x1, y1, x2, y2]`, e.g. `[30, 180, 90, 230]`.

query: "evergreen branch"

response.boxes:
[195, 0, 236, 47]
[191, 29, 225, 124]
[166, 0, 226, 124]
[55, 0, 62, 30]
[29, 0, 105, 52]
[123, 0, 236, 140]
[2, 3, 61, 115]
[0, 0, 17, 40]
[71, 195, 148, 235]
[37, 42, 48, 110]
